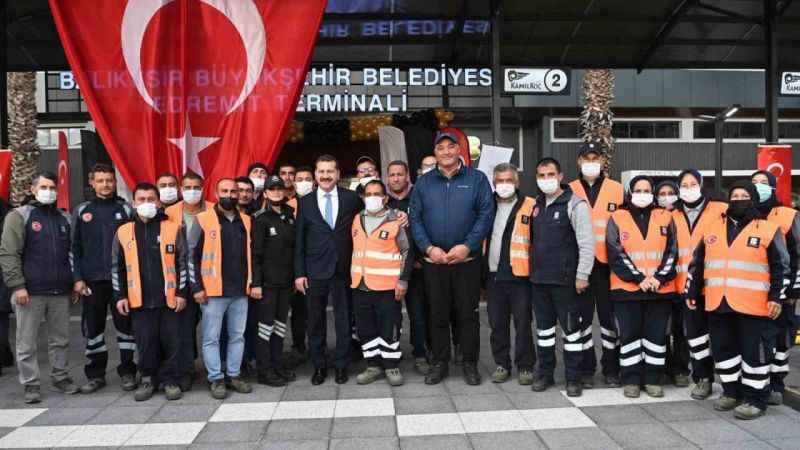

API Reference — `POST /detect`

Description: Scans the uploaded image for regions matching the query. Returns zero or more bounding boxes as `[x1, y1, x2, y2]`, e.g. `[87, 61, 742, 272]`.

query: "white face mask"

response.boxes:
[250, 177, 265, 191]
[364, 196, 385, 214]
[494, 183, 516, 199]
[35, 189, 57, 205]
[295, 181, 313, 197]
[581, 162, 602, 179]
[182, 189, 203, 205]
[631, 192, 654, 208]
[658, 195, 678, 208]
[537, 178, 559, 195]
[679, 186, 702, 204]
[136, 202, 158, 219]
[159, 187, 178, 204]
[360, 176, 377, 187]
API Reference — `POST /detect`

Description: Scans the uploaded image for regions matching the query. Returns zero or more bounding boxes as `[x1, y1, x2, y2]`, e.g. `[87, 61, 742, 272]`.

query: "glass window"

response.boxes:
[612, 122, 629, 138]
[694, 122, 715, 139]
[779, 122, 800, 139]
[738, 122, 763, 139]
[629, 122, 653, 139]
[553, 120, 579, 139]
[654, 122, 680, 139]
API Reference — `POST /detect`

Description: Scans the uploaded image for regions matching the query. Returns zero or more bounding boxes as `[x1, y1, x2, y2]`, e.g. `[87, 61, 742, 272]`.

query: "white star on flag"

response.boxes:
[167, 116, 220, 176]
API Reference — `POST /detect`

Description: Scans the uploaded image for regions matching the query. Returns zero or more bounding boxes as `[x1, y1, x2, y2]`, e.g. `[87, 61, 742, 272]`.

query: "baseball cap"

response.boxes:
[266, 175, 284, 189]
[356, 156, 377, 167]
[434, 131, 459, 146]
[577, 142, 604, 158]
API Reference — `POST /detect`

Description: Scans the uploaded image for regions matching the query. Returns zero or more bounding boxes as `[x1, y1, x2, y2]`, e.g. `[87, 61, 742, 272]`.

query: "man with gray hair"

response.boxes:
[483, 163, 536, 385]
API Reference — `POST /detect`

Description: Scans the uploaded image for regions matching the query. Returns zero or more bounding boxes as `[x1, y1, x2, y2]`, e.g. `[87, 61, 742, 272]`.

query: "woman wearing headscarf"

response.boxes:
[606, 175, 678, 398]
[751, 170, 800, 406]
[685, 181, 790, 420]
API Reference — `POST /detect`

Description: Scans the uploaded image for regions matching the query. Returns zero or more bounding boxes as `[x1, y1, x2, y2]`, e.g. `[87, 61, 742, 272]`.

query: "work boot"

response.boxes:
[531, 376, 554, 392]
[425, 362, 448, 385]
[275, 367, 297, 382]
[713, 395, 741, 411]
[733, 402, 765, 420]
[179, 373, 194, 392]
[385, 368, 404, 386]
[134, 378, 154, 402]
[258, 369, 286, 387]
[357, 366, 384, 385]
[414, 357, 430, 376]
[518, 369, 534, 386]
[121, 373, 138, 391]
[673, 373, 690, 388]
[768, 391, 784, 406]
[226, 376, 252, 394]
[691, 378, 712, 400]
[566, 381, 583, 397]
[623, 384, 641, 398]
[463, 363, 482, 386]
[80, 378, 106, 394]
[164, 384, 182, 401]
[24, 385, 41, 404]
[644, 384, 664, 398]
[604, 375, 621, 388]
[491, 366, 510, 383]
[210, 380, 227, 399]
[453, 345, 463, 366]
[52, 377, 80, 395]
[581, 374, 595, 389]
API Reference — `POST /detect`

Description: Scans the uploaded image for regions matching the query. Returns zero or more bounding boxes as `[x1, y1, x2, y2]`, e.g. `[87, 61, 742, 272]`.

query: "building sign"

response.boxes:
[503, 68, 570, 95]
[781, 72, 800, 96]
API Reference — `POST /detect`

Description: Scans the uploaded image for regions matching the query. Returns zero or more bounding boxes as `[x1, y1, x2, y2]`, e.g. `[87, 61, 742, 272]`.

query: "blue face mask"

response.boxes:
[755, 183, 773, 203]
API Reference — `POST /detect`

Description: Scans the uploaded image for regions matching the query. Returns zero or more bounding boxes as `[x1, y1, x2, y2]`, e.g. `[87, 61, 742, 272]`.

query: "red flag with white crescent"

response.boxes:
[0, 150, 12, 201]
[49, 0, 326, 197]
[757, 144, 793, 206]
[57, 132, 71, 210]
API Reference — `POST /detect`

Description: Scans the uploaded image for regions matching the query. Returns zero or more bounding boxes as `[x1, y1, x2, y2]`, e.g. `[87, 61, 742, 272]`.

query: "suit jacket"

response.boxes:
[295, 187, 362, 281]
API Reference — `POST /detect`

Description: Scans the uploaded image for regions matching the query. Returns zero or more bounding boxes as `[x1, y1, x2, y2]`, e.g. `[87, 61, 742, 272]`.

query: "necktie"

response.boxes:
[324, 193, 334, 228]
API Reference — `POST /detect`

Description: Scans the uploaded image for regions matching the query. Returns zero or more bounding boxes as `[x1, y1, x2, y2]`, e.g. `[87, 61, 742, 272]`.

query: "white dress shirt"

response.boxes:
[317, 186, 339, 227]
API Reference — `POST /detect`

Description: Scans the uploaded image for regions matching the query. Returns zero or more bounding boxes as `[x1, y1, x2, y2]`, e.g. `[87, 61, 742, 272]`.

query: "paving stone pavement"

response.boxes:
[0, 306, 797, 448]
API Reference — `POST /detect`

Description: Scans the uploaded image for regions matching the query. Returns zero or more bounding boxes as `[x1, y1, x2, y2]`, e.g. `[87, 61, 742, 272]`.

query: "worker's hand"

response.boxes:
[116, 299, 130, 316]
[427, 246, 449, 265]
[174, 296, 187, 313]
[639, 278, 654, 292]
[395, 284, 407, 301]
[446, 244, 470, 265]
[397, 211, 409, 228]
[767, 301, 782, 320]
[73, 280, 90, 296]
[575, 278, 589, 294]
[14, 289, 30, 307]
[194, 290, 208, 304]
[686, 298, 697, 310]
[251, 287, 263, 300]
[295, 277, 308, 295]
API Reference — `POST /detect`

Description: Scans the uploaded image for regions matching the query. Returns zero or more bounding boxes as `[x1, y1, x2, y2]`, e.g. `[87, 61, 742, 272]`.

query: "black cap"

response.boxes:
[356, 156, 377, 167]
[434, 131, 459, 146]
[577, 142, 604, 158]
[266, 175, 284, 189]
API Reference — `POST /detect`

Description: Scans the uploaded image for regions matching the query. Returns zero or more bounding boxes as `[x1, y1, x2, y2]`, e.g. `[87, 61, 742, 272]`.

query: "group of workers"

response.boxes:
[0, 131, 794, 422]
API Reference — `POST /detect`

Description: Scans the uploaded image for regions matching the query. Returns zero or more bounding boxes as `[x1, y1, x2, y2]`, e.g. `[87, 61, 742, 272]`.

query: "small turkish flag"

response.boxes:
[49, 0, 326, 195]
[757, 144, 793, 206]
[57, 132, 71, 211]
[0, 150, 12, 201]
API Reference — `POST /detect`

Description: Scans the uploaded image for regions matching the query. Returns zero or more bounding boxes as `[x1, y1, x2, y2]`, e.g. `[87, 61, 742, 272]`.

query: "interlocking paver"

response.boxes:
[602, 422, 694, 448]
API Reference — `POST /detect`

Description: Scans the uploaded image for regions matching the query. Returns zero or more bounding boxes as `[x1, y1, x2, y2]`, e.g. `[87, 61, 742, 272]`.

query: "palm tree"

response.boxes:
[7, 72, 40, 205]
[580, 69, 615, 173]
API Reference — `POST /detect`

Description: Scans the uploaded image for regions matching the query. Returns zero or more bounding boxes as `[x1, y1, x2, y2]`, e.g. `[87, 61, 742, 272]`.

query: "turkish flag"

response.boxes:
[757, 144, 793, 206]
[0, 150, 12, 201]
[49, 0, 326, 197]
[57, 132, 71, 211]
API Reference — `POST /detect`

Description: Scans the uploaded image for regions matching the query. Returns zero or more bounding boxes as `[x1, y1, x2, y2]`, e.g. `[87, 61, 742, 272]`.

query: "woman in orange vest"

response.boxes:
[685, 181, 790, 420]
[606, 176, 678, 398]
[752, 170, 800, 406]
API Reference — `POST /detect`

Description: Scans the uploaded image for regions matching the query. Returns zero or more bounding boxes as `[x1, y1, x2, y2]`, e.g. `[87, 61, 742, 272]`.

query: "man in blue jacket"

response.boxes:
[409, 131, 495, 385]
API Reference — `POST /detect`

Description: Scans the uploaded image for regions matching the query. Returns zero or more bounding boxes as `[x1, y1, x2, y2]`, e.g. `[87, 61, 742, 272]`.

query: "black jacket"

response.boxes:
[71, 196, 133, 282]
[252, 203, 296, 288]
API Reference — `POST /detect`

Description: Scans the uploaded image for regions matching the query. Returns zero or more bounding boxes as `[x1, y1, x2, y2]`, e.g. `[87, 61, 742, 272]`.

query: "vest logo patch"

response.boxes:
[115, 212, 123, 220]
[166, 244, 175, 254]
[747, 236, 761, 248]
[553, 211, 560, 220]
[660, 226, 668, 236]
[620, 231, 630, 241]
[209, 230, 217, 240]
[379, 230, 390, 240]
[31, 221, 42, 232]
[269, 227, 277, 236]
[82, 212, 93, 222]
[532, 206, 540, 217]
[521, 215, 530, 225]
[126, 240, 134, 250]
[352, 229, 360, 237]
[607, 203, 617, 212]
[705, 235, 718, 245]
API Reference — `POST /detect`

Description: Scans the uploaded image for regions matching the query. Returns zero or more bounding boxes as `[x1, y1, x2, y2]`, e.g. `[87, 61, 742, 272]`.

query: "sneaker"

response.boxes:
[52, 377, 80, 395]
[518, 369, 534, 386]
[673, 373, 690, 388]
[164, 383, 182, 401]
[768, 391, 784, 406]
[257, 369, 286, 387]
[623, 384, 641, 398]
[463, 363, 481, 386]
[644, 384, 664, 398]
[531, 376, 554, 392]
[24, 385, 41, 404]
[414, 357, 431, 376]
[604, 375, 621, 388]
[581, 374, 595, 389]
[733, 402, 765, 420]
[357, 366, 384, 385]
[425, 363, 449, 385]
[226, 376, 252, 394]
[210, 380, 227, 399]
[491, 366, 510, 383]
[121, 373, 138, 391]
[386, 368, 404, 386]
[691, 378, 712, 400]
[80, 378, 106, 394]
[453, 345, 463, 366]
[713, 395, 741, 411]
[134, 379, 154, 402]
[566, 381, 583, 397]
[275, 367, 297, 383]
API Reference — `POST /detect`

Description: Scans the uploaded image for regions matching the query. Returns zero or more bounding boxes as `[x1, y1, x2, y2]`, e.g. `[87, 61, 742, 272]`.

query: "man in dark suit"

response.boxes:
[295, 154, 362, 385]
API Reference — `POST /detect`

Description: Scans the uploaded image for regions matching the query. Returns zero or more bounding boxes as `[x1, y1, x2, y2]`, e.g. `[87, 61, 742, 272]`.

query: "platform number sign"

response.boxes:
[503, 68, 571, 95]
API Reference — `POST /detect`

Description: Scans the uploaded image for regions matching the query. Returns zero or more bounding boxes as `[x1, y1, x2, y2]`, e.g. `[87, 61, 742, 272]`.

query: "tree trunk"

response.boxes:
[580, 69, 615, 173]
[7, 72, 40, 206]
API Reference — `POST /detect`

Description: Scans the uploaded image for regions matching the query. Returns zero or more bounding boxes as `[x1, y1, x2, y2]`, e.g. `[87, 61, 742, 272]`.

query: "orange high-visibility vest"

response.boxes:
[196, 209, 252, 297]
[768, 206, 797, 237]
[569, 178, 624, 264]
[166, 201, 214, 227]
[509, 196, 536, 277]
[702, 217, 778, 317]
[609, 208, 676, 294]
[673, 201, 728, 293]
[116, 220, 179, 309]
[350, 214, 403, 291]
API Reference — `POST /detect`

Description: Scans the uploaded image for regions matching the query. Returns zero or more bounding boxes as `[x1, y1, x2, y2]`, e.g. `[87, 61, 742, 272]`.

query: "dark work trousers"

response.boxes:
[82, 281, 136, 379]
[256, 287, 292, 371]
[770, 306, 794, 393]
[0, 312, 11, 367]
[243, 297, 259, 365]
[613, 299, 672, 386]
[354, 289, 402, 369]
[405, 267, 428, 358]
[307, 275, 352, 369]
[423, 258, 481, 364]
[486, 275, 534, 372]
[709, 312, 778, 411]
[579, 264, 619, 377]
[290, 291, 308, 352]
[131, 307, 180, 385]
[532, 283, 587, 382]
[683, 302, 714, 382]
[177, 299, 200, 377]
[665, 301, 690, 378]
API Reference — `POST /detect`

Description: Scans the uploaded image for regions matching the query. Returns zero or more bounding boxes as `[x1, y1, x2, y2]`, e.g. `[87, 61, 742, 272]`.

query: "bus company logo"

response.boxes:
[31, 221, 42, 232]
[705, 235, 718, 245]
[82, 212, 93, 222]
[620, 231, 630, 241]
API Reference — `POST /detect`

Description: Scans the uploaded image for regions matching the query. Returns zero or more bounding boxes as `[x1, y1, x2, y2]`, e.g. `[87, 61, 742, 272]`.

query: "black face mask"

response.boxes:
[727, 200, 754, 220]
[218, 197, 236, 211]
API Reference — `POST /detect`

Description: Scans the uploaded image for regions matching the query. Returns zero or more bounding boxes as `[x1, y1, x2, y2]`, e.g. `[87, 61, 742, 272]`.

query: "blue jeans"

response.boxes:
[200, 296, 248, 382]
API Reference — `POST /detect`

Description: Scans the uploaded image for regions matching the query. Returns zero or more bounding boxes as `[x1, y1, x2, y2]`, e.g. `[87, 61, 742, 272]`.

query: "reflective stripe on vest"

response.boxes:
[196, 209, 252, 297]
[350, 215, 403, 291]
[609, 208, 676, 294]
[116, 221, 179, 309]
[703, 218, 777, 317]
[569, 178, 624, 264]
[673, 201, 728, 293]
[510, 196, 536, 277]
